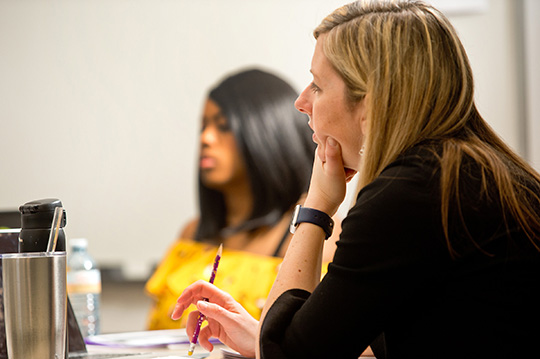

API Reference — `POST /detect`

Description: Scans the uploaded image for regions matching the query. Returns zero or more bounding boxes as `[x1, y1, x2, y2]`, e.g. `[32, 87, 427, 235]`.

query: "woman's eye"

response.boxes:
[217, 120, 231, 132]
[200, 115, 231, 133]
[310, 82, 321, 93]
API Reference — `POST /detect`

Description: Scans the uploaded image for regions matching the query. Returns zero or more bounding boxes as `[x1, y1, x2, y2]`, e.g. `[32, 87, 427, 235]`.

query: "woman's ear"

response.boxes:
[357, 96, 369, 136]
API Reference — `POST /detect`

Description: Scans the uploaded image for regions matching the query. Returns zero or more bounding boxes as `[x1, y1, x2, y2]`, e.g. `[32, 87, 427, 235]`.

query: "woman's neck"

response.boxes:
[223, 183, 253, 228]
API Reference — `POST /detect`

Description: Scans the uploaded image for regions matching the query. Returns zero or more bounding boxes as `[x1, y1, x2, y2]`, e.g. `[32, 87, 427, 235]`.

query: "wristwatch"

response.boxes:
[289, 204, 334, 239]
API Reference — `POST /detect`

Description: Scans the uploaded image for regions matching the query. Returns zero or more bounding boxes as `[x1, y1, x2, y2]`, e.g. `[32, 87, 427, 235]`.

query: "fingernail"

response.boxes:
[327, 137, 337, 147]
[171, 302, 183, 318]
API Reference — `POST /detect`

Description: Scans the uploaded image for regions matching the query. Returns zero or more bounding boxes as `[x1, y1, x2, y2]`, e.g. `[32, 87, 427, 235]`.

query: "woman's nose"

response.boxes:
[295, 86, 312, 116]
[201, 125, 217, 145]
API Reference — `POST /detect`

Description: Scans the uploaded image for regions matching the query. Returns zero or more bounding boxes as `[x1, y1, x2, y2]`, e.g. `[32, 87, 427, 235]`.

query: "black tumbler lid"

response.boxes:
[19, 198, 67, 229]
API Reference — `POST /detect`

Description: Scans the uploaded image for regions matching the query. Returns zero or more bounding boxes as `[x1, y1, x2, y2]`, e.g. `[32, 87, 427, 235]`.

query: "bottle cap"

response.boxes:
[70, 238, 88, 249]
[19, 198, 67, 229]
[18, 198, 67, 252]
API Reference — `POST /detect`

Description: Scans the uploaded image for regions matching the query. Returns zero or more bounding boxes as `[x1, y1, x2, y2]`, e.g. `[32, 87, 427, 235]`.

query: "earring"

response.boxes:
[359, 145, 365, 156]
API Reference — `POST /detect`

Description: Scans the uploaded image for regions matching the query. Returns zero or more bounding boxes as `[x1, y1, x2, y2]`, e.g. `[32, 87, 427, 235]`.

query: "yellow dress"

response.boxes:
[145, 239, 283, 330]
[145, 238, 329, 329]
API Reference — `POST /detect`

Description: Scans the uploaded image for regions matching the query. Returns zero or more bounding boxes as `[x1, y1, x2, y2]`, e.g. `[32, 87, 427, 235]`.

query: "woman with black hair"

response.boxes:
[145, 68, 338, 330]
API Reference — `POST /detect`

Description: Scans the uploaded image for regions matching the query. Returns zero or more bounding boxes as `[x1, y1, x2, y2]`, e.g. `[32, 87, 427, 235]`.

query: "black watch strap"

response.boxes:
[290, 205, 334, 239]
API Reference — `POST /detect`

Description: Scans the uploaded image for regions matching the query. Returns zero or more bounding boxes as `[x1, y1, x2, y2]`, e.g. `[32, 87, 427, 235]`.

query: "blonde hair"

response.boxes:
[315, 0, 540, 255]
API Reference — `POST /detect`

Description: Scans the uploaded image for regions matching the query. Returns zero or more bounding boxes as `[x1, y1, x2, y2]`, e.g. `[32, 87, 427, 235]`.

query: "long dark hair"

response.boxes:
[195, 68, 315, 241]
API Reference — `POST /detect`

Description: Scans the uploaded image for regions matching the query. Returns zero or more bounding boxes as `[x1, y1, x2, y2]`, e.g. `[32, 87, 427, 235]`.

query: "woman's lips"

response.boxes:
[200, 157, 216, 169]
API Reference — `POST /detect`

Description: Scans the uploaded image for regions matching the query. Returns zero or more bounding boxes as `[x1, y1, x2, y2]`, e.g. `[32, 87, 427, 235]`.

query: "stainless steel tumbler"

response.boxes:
[2, 252, 67, 359]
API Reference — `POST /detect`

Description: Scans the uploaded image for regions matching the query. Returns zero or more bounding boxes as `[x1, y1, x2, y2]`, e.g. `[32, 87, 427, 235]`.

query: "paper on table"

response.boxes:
[220, 348, 254, 359]
[102, 354, 208, 359]
[85, 329, 222, 349]
[85, 329, 191, 348]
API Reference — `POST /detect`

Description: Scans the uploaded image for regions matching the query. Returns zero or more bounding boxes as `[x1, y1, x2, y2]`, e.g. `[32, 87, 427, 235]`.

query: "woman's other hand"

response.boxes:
[171, 280, 258, 357]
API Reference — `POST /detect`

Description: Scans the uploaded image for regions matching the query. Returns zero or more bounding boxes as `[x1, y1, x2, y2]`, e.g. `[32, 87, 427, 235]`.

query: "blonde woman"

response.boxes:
[171, 1, 540, 358]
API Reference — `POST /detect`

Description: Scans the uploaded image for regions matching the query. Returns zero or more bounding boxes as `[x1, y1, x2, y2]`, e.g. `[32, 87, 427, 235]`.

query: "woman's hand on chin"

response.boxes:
[305, 137, 347, 216]
[171, 280, 258, 358]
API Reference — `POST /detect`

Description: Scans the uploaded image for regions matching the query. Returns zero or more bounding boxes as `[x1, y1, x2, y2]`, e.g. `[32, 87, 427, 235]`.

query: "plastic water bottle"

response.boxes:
[67, 238, 101, 337]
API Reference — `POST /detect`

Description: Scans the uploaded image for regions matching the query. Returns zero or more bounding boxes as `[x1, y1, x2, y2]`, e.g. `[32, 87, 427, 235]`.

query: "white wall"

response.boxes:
[524, 0, 540, 171]
[0, 0, 531, 280]
[452, 0, 521, 146]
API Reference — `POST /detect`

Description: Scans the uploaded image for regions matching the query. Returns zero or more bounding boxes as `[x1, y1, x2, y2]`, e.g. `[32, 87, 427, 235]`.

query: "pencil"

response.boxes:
[188, 243, 223, 356]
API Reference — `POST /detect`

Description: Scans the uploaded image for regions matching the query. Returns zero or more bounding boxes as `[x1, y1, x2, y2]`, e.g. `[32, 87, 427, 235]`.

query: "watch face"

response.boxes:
[289, 204, 301, 234]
